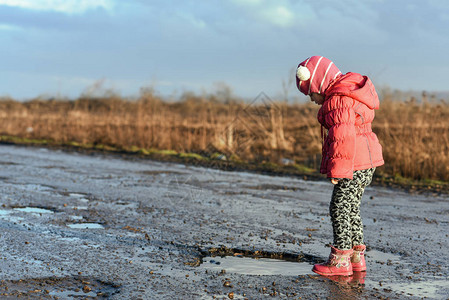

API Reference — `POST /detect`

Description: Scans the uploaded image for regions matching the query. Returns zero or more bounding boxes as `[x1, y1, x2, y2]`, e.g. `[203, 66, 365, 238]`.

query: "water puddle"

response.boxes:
[68, 193, 90, 202]
[0, 209, 10, 216]
[200, 255, 313, 276]
[71, 206, 89, 210]
[49, 289, 98, 298]
[0, 209, 24, 223]
[364, 278, 449, 299]
[0, 276, 119, 299]
[386, 280, 449, 299]
[67, 223, 104, 229]
[13, 207, 55, 215]
[0, 207, 54, 221]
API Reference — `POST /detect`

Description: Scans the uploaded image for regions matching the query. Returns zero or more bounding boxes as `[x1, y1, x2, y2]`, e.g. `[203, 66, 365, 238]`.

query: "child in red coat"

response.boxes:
[295, 56, 384, 276]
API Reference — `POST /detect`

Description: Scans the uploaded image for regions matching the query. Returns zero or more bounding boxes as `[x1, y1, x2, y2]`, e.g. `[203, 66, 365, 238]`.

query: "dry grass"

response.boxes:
[0, 90, 448, 182]
[375, 93, 449, 181]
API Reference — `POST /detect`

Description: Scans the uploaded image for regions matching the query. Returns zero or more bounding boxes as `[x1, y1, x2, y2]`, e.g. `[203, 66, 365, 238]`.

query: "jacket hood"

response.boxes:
[326, 72, 379, 109]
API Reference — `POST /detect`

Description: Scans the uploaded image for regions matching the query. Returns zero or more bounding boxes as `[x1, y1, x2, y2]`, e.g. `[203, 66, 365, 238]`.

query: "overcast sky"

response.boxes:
[1, 0, 449, 100]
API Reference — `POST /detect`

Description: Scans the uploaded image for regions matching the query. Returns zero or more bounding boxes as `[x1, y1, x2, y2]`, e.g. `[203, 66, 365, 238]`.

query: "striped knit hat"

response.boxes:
[296, 56, 341, 95]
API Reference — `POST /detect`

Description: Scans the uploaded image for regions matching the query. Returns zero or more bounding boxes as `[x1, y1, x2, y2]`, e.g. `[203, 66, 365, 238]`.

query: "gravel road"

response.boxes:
[0, 145, 448, 299]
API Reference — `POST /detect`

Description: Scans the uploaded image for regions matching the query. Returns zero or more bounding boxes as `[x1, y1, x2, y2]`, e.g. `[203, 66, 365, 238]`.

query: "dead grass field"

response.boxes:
[1, 91, 448, 182]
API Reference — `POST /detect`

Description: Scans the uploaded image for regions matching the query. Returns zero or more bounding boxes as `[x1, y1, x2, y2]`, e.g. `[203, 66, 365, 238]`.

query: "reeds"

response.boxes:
[1, 90, 448, 182]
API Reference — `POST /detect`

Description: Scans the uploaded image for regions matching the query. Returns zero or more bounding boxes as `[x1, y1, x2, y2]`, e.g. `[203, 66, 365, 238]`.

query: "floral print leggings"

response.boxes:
[330, 168, 376, 250]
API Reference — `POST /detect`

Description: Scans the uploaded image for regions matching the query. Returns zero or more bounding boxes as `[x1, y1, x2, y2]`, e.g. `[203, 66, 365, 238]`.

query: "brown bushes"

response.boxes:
[1, 90, 448, 182]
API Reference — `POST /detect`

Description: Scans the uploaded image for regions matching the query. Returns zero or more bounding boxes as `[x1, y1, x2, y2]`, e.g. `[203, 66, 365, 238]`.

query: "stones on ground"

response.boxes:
[223, 280, 232, 288]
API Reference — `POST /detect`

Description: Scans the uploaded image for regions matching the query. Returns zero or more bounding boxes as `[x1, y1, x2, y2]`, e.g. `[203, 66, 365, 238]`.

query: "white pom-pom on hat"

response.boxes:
[296, 66, 310, 81]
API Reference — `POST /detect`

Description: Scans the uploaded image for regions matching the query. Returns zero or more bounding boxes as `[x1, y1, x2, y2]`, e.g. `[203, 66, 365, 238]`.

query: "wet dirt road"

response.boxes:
[0, 145, 448, 299]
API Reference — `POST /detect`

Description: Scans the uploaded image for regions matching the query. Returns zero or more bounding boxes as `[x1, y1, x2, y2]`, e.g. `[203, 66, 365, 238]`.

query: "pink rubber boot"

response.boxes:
[312, 246, 353, 276]
[351, 244, 366, 272]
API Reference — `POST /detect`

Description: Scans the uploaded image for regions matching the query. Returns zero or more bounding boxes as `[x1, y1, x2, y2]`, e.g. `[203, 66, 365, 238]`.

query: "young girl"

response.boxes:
[295, 56, 384, 276]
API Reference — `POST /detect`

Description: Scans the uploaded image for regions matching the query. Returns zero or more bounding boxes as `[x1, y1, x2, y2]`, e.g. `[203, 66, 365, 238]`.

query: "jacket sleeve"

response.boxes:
[324, 96, 356, 179]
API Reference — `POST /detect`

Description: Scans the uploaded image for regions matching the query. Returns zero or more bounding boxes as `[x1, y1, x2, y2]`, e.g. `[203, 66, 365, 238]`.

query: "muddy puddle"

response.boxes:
[200, 252, 449, 299]
[378, 279, 449, 299]
[198, 246, 319, 277]
[0, 276, 120, 299]
[201, 255, 313, 276]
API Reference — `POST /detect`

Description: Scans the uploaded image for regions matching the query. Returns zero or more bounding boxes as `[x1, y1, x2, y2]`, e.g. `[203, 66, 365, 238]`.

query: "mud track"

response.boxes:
[0, 145, 448, 299]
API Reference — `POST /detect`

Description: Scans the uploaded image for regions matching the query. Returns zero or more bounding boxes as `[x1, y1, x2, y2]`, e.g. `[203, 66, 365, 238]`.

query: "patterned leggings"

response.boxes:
[330, 168, 376, 250]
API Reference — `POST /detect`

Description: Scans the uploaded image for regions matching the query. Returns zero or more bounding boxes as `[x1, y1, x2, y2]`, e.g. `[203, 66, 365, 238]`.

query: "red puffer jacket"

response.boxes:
[317, 72, 384, 179]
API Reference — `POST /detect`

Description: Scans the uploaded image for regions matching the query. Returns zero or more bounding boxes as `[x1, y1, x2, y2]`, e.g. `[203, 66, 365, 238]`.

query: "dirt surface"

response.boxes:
[0, 145, 448, 299]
